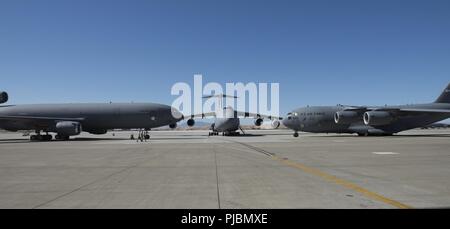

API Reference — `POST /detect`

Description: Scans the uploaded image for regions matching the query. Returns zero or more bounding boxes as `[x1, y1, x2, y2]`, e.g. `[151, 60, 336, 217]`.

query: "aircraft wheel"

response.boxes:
[293, 132, 299, 138]
[145, 134, 150, 140]
[55, 135, 69, 141]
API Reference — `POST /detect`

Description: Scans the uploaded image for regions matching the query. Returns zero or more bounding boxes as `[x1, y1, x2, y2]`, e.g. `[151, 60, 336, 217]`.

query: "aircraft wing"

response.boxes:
[343, 106, 450, 114]
[375, 108, 450, 114]
[0, 115, 85, 126]
[235, 111, 283, 120]
[183, 112, 217, 119]
[342, 106, 375, 112]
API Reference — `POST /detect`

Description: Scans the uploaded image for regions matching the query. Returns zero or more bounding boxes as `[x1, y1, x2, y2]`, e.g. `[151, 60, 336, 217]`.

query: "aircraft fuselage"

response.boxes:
[0, 103, 182, 134]
[283, 103, 450, 135]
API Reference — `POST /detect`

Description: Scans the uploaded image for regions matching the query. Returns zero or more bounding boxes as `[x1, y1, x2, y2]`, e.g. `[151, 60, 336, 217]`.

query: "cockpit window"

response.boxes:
[287, 112, 292, 120]
[287, 112, 299, 120]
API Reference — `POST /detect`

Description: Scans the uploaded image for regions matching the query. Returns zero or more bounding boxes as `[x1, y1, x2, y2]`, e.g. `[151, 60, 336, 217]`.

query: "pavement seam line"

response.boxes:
[228, 140, 412, 209]
[272, 155, 412, 209]
[213, 144, 221, 209]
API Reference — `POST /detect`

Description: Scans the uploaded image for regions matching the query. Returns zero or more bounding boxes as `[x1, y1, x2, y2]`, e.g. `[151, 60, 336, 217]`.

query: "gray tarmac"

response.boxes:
[0, 129, 449, 209]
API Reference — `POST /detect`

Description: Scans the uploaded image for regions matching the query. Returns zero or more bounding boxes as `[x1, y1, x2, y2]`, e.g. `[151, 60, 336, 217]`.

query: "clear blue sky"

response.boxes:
[1, 0, 449, 117]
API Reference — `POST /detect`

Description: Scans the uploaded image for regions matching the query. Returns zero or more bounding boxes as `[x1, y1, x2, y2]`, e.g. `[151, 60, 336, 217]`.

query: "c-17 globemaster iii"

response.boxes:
[0, 92, 183, 141]
[283, 83, 450, 137]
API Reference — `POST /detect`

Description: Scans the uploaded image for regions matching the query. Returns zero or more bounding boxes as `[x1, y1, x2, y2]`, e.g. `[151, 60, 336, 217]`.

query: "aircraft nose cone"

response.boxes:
[170, 107, 184, 122]
[282, 116, 292, 128]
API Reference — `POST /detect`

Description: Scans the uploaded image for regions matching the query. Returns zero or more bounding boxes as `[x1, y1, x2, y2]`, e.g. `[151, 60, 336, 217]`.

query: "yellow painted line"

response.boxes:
[272, 155, 412, 209]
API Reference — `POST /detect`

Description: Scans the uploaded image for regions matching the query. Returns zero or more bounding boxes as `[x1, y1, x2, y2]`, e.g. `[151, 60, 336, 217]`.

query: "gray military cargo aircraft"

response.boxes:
[183, 94, 282, 136]
[185, 106, 282, 136]
[0, 91, 183, 141]
[283, 83, 450, 137]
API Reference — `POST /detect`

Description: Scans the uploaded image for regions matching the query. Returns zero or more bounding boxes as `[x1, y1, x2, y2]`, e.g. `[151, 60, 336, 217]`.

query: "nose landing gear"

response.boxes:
[293, 132, 299, 137]
[136, 129, 150, 142]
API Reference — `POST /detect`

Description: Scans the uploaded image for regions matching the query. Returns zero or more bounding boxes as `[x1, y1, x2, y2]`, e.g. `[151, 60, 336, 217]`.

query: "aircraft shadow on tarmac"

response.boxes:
[1, 132, 449, 144]
[220, 134, 264, 137]
[0, 134, 269, 144]
[0, 137, 131, 144]
[0, 136, 209, 144]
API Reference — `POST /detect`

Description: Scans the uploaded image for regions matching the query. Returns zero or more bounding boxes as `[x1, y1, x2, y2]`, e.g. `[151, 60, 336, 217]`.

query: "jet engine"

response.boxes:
[187, 119, 195, 127]
[169, 123, 177, 129]
[271, 120, 281, 129]
[254, 118, 263, 126]
[363, 111, 394, 126]
[334, 111, 359, 124]
[0, 91, 8, 104]
[55, 121, 82, 136]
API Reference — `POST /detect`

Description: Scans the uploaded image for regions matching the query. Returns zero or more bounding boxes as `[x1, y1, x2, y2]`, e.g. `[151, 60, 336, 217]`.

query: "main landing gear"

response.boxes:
[30, 134, 52, 141]
[225, 132, 241, 136]
[30, 131, 53, 141]
[293, 132, 299, 137]
[209, 131, 241, 136]
[55, 134, 70, 140]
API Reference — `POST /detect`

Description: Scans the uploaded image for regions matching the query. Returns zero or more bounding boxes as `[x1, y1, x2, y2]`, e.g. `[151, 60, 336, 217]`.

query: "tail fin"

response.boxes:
[435, 83, 450, 103]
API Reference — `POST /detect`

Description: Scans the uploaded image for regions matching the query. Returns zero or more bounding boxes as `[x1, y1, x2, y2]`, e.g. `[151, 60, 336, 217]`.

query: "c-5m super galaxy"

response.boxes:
[182, 94, 282, 136]
[283, 83, 450, 137]
[0, 91, 183, 141]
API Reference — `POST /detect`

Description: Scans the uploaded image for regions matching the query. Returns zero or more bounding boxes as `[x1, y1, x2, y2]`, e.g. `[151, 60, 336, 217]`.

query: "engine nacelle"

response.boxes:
[254, 118, 263, 126]
[271, 120, 281, 129]
[0, 91, 8, 104]
[88, 129, 107, 135]
[363, 111, 394, 126]
[334, 111, 359, 124]
[187, 119, 195, 127]
[169, 123, 177, 129]
[55, 121, 82, 136]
